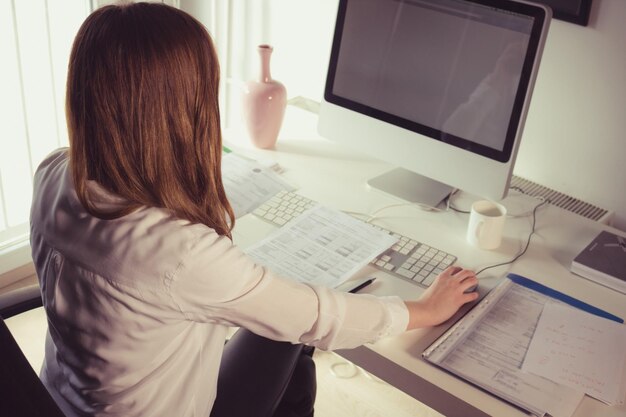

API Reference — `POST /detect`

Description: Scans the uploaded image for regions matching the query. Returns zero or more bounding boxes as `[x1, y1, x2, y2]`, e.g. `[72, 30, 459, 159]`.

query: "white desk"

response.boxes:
[225, 107, 626, 417]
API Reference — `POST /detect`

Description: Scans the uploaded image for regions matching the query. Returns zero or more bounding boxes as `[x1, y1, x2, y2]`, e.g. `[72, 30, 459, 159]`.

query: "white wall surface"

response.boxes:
[184, 0, 626, 231]
[514, 0, 626, 231]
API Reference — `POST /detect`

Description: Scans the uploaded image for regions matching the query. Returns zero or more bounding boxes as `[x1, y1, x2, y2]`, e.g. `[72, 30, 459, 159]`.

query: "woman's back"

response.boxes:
[32, 150, 230, 416]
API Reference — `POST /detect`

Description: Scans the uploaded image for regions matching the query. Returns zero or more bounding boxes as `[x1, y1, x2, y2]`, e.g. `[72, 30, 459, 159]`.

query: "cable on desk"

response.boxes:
[346, 186, 548, 277]
[475, 197, 549, 277]
[348, 188, 473, 221]
[445, 189, 469, 214]
[343, 201, 446, 226]
[446, 187, 540, 217]
[366, 202, 445, 222]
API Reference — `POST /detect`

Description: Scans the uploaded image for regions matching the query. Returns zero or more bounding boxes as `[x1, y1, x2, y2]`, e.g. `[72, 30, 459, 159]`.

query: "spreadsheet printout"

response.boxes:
[245, 205, 398, 288]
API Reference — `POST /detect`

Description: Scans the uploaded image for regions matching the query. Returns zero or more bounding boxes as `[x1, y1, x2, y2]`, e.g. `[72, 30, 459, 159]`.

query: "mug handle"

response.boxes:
[475, 221, 484, 241]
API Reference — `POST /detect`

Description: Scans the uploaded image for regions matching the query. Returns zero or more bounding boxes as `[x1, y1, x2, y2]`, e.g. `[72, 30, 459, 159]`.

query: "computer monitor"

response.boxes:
[318, 0, 551, 206]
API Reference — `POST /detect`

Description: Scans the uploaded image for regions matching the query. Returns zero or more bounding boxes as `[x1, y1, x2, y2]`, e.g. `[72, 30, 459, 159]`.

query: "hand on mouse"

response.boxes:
[404, 266, 478, 330]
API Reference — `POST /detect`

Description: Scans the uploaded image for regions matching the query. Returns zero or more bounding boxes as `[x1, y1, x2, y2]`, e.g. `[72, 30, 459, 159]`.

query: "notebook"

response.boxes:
[571, 230, 626, 295]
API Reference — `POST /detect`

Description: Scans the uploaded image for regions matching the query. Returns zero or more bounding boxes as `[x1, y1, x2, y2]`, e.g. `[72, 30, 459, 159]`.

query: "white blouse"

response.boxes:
[30, 149, 409, 417]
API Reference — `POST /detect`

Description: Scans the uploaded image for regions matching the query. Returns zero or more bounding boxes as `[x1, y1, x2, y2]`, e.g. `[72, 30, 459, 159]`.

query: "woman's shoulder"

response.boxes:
[37, 147, 69, 171]
[33, 148, 70, 188]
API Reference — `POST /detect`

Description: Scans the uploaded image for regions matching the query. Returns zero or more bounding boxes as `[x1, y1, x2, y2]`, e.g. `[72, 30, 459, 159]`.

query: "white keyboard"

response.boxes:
[252, 191, 457, 288]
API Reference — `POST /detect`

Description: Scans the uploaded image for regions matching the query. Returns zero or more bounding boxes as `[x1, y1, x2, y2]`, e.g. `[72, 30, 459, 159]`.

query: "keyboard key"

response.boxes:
[419, 276, 433, 287]
[397, 268, 416, 279]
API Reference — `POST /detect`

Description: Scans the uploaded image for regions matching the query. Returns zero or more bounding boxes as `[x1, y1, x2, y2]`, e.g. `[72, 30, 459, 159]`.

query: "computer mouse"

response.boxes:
[464, 283, 479, 294]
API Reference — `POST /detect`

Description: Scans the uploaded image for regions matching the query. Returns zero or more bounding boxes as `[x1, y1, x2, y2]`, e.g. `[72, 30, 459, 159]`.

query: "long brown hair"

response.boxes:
[66, 2, 234, 237]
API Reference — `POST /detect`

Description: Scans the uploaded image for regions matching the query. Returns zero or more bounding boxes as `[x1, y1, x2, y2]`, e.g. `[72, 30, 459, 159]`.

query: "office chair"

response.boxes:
[0, 284, 65, 417]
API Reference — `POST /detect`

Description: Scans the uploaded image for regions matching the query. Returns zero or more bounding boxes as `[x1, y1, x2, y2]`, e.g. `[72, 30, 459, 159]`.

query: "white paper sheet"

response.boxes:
[245, 205, 398, 287]
[522, 302, 626, 405]
[222, 153, 295, 218]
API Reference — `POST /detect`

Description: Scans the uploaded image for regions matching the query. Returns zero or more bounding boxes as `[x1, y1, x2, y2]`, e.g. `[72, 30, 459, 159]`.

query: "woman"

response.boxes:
[30, 3, 479, 417]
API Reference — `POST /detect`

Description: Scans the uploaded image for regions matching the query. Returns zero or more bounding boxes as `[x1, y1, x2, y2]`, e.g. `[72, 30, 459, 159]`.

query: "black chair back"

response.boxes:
[0, 285, 65, 417]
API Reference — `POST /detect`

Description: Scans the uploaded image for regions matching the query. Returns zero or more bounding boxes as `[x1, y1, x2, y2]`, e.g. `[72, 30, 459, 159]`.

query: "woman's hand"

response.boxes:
[404, 266, 479, 330]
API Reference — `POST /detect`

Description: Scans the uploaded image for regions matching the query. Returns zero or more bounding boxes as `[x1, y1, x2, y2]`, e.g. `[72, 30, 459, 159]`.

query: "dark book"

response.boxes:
[571, 230, 626, 295]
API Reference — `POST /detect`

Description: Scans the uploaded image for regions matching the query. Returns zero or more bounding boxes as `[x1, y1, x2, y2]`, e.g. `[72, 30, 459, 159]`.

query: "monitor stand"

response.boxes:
[367, 168, 452, 208]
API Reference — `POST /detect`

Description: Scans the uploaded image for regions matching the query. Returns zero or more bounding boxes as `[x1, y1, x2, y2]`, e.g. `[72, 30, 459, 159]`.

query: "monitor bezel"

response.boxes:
[323, 0, 549, 164]
[532, 0, 592, 26]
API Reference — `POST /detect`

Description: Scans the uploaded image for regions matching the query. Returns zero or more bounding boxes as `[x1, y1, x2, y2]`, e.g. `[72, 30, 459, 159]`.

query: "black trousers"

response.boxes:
[209, 329, 317, 417]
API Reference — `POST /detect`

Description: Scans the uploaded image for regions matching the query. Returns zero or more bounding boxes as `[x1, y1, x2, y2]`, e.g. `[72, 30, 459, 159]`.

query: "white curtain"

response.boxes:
[0, 0, 90, 275]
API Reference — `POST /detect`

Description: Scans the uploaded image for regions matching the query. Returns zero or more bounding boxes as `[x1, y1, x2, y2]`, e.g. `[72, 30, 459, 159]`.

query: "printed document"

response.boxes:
[245, 205, 398, 287]
[523, 302, 626, 405]
[423, 277, 585, 417]
[222, 153, 295, 218]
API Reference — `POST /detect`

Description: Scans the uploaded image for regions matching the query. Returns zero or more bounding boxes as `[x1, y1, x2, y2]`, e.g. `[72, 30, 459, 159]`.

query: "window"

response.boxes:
[0, 0, 90, 276]
[0, 0, 178, 278]
[184, 0, 339, 128]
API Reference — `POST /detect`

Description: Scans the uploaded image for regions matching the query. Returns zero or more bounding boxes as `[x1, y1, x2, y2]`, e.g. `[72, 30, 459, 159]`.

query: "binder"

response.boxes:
[422, 273, 623, 417]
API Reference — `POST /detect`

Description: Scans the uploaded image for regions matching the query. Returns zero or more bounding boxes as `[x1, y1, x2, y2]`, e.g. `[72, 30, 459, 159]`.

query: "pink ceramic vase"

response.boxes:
[242, 45, 287, 149]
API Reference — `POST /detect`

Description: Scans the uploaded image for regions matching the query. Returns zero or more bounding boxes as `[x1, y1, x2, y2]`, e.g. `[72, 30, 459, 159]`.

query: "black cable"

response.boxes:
[475, 198, 548, 276]
[448, 205, 470, 214]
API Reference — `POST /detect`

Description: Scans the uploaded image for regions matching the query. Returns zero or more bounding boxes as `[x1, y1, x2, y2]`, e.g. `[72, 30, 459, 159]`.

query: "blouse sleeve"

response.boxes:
[166, 229, 409, 351]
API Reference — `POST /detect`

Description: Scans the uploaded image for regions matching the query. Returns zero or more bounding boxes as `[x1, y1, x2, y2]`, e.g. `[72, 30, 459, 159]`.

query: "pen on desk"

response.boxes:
[348, 277, 376, 294]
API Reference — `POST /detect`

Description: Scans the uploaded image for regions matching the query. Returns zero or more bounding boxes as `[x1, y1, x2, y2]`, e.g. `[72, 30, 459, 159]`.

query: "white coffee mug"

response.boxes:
[466, 200, 507, 250]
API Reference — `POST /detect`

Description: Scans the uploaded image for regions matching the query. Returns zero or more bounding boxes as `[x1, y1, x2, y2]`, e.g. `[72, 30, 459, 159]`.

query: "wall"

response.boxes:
[184, 0, 626, 231]
[514, 0, 626, 230]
